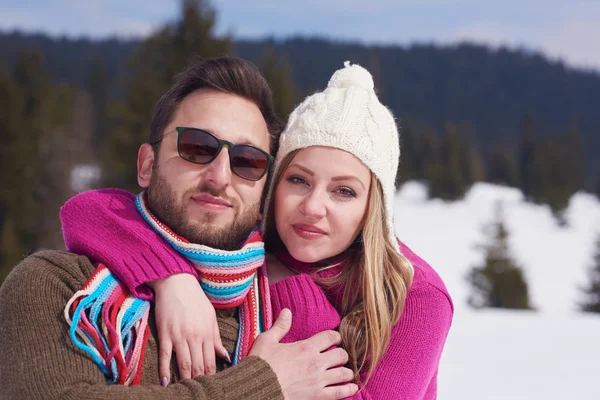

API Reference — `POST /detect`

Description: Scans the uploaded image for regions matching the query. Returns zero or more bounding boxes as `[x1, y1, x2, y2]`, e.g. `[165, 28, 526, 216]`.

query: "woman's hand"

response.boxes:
[149, 274, 230, 386]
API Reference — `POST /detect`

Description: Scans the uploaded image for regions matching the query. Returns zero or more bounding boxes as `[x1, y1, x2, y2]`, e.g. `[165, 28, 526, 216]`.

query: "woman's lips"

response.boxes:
[292, 223, 327, 239]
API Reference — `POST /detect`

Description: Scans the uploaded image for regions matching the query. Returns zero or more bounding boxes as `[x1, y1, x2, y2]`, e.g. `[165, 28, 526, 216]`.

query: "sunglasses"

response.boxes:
[151, 127, 274, 181]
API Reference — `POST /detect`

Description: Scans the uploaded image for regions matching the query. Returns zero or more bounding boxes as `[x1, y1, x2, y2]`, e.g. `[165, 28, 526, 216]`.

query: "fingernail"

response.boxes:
[221, 346, 232, 364]
[280, 308, 291, 319]
[161, 377, 168, 387]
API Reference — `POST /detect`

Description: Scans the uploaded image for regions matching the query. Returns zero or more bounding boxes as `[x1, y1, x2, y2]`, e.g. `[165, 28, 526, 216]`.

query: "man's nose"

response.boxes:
[203, 147, 232, 189]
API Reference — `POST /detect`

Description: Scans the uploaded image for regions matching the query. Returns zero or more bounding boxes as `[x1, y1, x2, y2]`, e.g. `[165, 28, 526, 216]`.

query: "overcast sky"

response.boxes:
[2, 0, 599, 72]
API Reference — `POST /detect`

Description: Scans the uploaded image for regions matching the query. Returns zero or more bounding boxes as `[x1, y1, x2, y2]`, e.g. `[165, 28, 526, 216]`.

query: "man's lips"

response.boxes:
[292, 223, 327, 239]
[192, 193, 232, 210]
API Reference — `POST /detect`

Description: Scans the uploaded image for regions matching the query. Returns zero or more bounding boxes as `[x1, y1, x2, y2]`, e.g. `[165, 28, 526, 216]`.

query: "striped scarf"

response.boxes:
[64, 265, 150, 385]
[65, 191, 272, 385]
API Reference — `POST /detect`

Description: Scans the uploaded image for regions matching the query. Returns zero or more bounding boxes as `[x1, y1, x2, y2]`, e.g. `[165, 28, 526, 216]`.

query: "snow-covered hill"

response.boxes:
[393, 182, 600, 399]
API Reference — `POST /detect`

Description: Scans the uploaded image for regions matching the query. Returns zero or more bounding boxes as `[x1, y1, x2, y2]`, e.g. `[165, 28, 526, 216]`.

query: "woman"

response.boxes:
[62, 62, 453, 398]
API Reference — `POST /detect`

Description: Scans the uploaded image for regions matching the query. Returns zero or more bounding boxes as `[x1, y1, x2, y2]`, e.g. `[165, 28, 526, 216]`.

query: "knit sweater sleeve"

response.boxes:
[0, 251, 283, 400]
[269, 274, 341, 343]
[60, 189, 198, 301]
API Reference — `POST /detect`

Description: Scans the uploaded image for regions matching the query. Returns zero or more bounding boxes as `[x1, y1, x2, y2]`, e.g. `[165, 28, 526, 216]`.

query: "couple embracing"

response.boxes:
[0, 57, 452, 399]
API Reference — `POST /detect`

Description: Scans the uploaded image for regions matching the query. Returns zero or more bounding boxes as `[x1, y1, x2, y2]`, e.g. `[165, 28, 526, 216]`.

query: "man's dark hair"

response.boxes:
[150, 57, 284, 156]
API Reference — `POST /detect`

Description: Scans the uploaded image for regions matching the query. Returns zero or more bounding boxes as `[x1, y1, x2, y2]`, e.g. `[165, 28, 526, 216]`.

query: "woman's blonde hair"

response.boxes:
[264, 150, 414, 384]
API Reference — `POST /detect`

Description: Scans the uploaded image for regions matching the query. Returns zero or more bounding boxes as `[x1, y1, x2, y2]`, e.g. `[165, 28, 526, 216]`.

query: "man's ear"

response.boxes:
[137, 143, 155, 188]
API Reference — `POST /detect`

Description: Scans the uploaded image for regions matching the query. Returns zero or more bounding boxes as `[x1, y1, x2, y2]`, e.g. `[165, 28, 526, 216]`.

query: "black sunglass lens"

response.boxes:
[178, 129, 219, 164]
[230, 146, 269, 180]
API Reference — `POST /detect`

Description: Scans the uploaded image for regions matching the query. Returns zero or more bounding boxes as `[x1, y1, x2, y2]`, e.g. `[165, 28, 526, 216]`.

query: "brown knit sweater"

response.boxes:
[0, 250, 284, 400]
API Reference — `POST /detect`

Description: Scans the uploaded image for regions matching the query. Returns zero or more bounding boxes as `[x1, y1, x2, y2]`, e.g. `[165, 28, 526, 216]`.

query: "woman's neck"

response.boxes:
[265, 252, 298, 284]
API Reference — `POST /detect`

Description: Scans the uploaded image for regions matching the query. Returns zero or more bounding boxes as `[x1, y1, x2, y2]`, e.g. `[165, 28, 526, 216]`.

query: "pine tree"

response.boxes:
[396, 122, 417, 186]
[596, 167, 600, 200]
[87, 57, 109, 153]
[488, 144, 520, 188]
[396, 120, 440, 187]
[37, 84, 93, 249]
[415, 125, 440, 181]
[517, 113, 580, 223]
[463, 141, 486, 185]
[519, 113, 536, 199]
[0, 68, 23, 284]
[426, 124, 479, 200]
[528, 138, 576, 225]
[0, 49, 88, 285]
[3, 48, 48, 268]
[426, 125, 461, 200]
[103, 0, 232, 191]
[260, 46, 298, 121]
[546, 130, 584, 224]
[467, 202, 533, 310]
[580, 234, 600, 313]
[565, 120, 585, 192]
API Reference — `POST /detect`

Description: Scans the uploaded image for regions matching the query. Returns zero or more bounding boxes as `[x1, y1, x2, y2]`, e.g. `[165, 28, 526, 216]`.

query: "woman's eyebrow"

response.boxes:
[331, 175, 366, 190]
[288, 164, 315, 176]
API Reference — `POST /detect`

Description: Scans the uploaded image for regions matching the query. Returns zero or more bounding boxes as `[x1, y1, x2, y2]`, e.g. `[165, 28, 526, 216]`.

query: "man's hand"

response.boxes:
[250, 309, 358, 400]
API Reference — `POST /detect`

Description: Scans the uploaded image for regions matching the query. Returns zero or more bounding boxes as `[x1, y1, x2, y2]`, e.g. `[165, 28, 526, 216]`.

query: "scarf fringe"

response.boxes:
[64, 264, 150, 385]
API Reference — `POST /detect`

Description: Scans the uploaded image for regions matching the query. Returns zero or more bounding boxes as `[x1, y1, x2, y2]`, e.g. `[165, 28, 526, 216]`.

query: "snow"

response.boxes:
[440, 309, 600, 400]
[393, 181, 600, 399]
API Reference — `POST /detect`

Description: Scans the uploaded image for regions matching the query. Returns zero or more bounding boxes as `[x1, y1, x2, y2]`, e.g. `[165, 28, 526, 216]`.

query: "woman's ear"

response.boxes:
[137, 143, 155, 188]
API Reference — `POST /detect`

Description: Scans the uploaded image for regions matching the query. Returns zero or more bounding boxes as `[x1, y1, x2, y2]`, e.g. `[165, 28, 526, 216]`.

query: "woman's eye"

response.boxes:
[287, 175, 307, 185]
[336, 187, 357, 198]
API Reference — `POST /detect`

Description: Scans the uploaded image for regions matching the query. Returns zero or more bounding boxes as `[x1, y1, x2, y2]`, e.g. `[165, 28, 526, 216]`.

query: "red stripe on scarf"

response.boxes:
[203, 271, 255, 281]
[132, 326, 150, 385]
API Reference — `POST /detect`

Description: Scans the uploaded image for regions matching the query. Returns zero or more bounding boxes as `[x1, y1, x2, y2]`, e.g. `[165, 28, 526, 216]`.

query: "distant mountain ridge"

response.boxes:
[1, 30, 598, 179]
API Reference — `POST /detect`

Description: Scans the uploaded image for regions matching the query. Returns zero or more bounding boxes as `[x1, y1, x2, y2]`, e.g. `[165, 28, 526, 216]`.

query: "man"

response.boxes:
[0, 57, 357, 399]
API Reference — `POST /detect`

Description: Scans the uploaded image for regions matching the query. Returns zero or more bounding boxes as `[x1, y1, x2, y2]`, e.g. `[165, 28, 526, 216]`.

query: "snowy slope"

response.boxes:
[393, 182, 600, 399]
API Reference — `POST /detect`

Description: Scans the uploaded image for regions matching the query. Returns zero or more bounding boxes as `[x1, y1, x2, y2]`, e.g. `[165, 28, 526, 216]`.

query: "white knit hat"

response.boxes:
[263, 61, 402, 256]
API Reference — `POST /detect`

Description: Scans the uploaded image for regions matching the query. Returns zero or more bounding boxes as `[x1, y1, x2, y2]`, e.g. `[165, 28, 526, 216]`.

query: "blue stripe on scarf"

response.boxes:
[69, 274, 115, 377]
[176, 246, 264, 265]
[201, 278, 254, 297]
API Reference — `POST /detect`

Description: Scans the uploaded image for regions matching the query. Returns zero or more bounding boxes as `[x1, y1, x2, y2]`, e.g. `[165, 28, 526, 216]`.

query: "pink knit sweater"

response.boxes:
[61, 189, 453, 399]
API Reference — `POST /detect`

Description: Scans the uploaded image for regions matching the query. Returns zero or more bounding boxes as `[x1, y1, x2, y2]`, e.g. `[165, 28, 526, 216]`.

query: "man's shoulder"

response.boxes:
[2, 250, 96, 297]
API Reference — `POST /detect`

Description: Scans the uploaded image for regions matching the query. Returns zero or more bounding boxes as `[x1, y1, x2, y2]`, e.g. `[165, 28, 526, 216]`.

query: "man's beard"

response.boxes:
[146, 167, 260, 251]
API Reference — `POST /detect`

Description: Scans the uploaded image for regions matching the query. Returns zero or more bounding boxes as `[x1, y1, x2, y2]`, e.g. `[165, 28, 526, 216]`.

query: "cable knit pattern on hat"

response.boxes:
[262, 61, 403, 259]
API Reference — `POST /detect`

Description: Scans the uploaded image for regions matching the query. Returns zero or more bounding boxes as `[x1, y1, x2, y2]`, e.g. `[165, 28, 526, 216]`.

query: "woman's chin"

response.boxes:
[288, 246, 325, 264]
